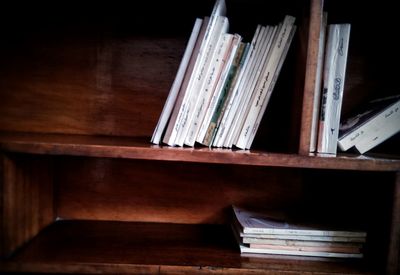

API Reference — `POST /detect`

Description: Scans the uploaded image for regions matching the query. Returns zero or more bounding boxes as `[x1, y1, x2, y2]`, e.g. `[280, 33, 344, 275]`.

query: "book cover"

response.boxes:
[232, 205, 366, 237]
[235, 15, 296, 149]
[338, 95, 400, 152]
[317, 23, 351, 155]
[162, 17, 210, 145]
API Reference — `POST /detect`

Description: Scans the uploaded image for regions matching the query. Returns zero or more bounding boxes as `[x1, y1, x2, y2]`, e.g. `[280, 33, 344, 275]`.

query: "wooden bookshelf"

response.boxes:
[1, 220, 373, 274]
[0, 0, 399, 274]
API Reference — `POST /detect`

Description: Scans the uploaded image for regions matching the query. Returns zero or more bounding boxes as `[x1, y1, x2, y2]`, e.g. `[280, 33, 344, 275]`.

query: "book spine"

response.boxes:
[151, 18, 203, 144]
[216, 26, 262, 148]
[229, 25, 276, 148]
[245, 25, 297, 149]
[235, 16, 296, 149]
[185, 32, 234, 146]
[213, 42, 251, 147]
[222, 25, 266, 147]
[201, 38, 244, 146]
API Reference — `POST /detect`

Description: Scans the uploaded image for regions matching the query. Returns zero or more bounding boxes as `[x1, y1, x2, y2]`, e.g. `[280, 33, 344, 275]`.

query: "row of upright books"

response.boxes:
[151, 0, 296, 149]
[309, 13, 400, 156]
[231, 205, 366, 258]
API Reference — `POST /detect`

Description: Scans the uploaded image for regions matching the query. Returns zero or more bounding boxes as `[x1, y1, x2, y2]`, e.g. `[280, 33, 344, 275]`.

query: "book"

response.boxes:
[232, 205, 366, 237]
[240, 233, 366, 243]
[242, 236, 365, 245]
[317, 23, 351, 155]
[338, 95, 400, 153]
[151, 18, 203, 144]
[248, 243, 361, 254]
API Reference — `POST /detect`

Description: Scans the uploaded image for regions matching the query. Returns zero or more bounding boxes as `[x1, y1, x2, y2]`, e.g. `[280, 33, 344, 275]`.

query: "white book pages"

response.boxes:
[162, 17, 210, 145]
[226, 26, 272, 148]
[317, 24, 351, 155]
[235, 16, 295, 149]
[185, 32, 235, 146]
[151, 18, 203, 144]
[175, 16, 229, 146]
[245, 25, 297, 149]
[196, 34, 241, 145]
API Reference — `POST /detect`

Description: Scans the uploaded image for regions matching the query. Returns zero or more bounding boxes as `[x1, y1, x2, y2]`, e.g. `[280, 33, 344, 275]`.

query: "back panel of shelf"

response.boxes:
[0, 0, 311, 153]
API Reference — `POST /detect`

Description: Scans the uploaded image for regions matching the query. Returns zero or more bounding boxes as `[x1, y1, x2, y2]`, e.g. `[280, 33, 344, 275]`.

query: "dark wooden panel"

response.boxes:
[0, 35, 184, 137]
[0, 154, 54, 257]
[387, 172, 400, 275]
[0, 220, 370, 274]
[55, 157, 304, 223]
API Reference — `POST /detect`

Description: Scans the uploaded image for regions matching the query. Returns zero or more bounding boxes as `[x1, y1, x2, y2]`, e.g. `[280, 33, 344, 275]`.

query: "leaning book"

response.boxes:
[338, 95, 400, 153]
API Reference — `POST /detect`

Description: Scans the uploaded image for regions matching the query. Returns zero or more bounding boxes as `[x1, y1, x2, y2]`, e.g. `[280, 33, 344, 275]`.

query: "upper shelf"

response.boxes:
[0, 132, 399, 171]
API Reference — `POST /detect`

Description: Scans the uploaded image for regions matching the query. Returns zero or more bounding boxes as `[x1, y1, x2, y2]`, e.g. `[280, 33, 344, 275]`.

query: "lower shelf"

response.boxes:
[0, 220, 374, 274]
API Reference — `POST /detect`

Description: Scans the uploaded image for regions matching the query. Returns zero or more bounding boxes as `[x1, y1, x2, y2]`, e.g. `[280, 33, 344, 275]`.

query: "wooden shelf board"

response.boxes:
[0, 220, 372, 274]
[0, 132, 399, 171]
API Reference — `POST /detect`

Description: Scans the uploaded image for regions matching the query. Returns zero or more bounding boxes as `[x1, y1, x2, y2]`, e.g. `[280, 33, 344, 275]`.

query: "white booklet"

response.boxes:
[232, 205, 366, 237]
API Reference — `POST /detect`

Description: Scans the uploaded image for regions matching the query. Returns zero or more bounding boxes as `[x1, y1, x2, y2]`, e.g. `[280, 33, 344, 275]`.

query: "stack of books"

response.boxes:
[151, 0, 296, 149]
[231, 205, 366, 258]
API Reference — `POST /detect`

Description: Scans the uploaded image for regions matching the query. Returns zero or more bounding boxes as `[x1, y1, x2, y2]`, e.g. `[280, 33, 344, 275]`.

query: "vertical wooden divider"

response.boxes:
[387, 171, 400, 275]
[298, 0, 324, 155]
[0, 154, 55, 257]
